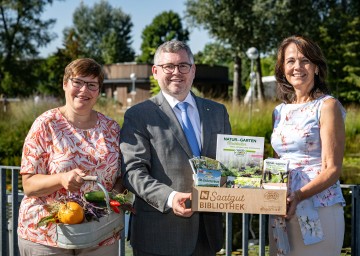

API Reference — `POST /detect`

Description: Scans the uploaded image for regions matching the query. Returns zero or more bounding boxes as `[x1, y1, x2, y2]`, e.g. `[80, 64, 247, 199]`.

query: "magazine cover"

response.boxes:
[216, 134, 265, 188]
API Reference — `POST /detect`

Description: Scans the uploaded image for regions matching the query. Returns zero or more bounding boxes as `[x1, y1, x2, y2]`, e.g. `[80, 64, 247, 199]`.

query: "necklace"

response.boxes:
[60, 107, 97, 130]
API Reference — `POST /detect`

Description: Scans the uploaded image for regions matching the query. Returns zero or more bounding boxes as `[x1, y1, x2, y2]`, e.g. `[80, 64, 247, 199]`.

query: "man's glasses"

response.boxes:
[69, 78, 100, 92]
[156, 63, 192, 74]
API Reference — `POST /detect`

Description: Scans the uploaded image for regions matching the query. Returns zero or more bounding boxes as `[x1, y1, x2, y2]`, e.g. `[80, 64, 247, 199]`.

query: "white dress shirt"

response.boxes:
[162, 91, 201, 147]
[161, 91, 201, 208]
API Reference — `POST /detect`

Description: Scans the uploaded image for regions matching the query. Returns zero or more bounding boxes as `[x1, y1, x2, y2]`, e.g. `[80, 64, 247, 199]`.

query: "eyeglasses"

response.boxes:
[156, 63, 192, 74]
[69, 78, 100, 92]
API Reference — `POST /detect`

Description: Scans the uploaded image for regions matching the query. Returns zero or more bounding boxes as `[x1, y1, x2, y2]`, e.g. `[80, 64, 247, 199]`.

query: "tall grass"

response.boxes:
[95, 97, 124, 125]
[343, 104, 360, 155]
[225, 101, 276, 158]
[0, 99, 60, 165]
[0, 97, 359, 183]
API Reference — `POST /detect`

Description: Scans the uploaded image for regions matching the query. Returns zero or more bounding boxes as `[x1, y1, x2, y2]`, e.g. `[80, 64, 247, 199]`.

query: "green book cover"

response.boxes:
[216, 134, 265, 188]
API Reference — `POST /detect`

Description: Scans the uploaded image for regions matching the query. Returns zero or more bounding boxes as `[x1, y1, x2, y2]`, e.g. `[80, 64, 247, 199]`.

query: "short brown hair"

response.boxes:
[63, 58, 105, 89]
[153, 40, 194, 65]
[275, 35, 330, 103]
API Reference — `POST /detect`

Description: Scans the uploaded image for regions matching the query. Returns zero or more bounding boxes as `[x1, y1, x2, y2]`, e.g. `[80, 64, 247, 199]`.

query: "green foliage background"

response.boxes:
[0, 0, 359, 103]
[137, 11, 189, 64]
[1, 99, 359, 185]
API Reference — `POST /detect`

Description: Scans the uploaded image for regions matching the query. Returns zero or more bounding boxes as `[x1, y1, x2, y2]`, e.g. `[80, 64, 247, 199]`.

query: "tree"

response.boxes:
[185, 0, 266, 105]
[194, 42, 248, 99]
[61, 27, 85, 60]
[194, 42, 232, 67]
[251, 0, 360, 103]
[185, 0, 331, 104]
[35, 49, 72, 97]
[137, 11, 189, 64]
[66, 0, 135, 64]
[340, 17, 360, 102]
[317, 0, 360, 103]
[259, 0, 324, 46]
[0, 0, 57, 96]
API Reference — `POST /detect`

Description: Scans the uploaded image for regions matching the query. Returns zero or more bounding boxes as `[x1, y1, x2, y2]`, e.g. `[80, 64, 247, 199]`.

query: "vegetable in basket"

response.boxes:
[57, 202, 84, 224]
[84, 190, 135, 214]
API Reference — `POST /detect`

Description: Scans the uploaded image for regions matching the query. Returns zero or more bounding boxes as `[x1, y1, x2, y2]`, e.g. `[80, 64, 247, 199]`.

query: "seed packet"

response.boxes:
[262, 158, 289, 189]
[234, 177, 262, 188]
[194, 169, 222, 187]
[189, 156, 228, 187]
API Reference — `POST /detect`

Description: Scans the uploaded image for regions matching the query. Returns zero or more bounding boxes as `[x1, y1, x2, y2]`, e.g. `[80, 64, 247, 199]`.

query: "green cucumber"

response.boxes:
[84, 191, 108, 202]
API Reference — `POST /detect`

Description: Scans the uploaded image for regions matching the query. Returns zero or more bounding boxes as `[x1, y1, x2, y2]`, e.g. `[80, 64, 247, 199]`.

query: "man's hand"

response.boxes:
[172, 192, 193, 217]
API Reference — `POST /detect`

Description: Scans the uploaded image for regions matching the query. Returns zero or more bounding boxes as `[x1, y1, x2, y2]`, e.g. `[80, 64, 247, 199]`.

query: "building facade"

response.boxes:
[103, 63, 231, 108]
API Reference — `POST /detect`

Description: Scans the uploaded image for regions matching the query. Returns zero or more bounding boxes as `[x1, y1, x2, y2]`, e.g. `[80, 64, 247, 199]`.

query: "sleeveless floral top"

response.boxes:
[271, 95, 345, 247]
[18, 108, 121, 247]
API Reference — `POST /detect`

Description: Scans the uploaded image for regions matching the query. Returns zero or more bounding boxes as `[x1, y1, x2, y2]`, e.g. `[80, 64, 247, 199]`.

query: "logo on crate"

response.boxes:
[264, 191, 280, 201]
[197, 189, 246, 211]
[200, 191, 210, 200]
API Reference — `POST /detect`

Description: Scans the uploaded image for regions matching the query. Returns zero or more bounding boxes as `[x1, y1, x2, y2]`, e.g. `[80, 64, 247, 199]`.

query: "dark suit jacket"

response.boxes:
[120, 92, 232, 255]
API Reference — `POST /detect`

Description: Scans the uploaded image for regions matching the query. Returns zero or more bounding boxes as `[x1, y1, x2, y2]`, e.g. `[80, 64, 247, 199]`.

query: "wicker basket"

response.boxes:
[56, 178, 124, 249]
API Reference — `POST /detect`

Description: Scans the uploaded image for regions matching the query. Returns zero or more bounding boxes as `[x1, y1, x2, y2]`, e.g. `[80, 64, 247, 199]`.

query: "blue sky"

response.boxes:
[39, 0, 212, 57]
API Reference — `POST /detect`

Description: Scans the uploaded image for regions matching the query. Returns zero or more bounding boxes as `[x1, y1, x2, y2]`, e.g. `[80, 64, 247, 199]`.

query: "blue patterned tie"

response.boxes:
[177, 102, 201, 157]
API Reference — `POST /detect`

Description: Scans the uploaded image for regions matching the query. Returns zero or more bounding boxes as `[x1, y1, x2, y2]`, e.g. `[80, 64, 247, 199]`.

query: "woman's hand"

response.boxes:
[22, 168, 88, 197]
[60, 168, 87, 192]
[285, 190, 302, 219]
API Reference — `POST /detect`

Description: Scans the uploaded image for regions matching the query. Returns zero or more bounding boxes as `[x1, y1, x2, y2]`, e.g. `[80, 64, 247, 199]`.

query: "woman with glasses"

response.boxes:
[18, 58, 123, 255]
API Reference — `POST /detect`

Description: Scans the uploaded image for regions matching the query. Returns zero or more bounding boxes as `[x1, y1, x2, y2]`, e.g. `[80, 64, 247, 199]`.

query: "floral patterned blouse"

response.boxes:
[271, 95, 346, 247]
[18, 108, 121, 247]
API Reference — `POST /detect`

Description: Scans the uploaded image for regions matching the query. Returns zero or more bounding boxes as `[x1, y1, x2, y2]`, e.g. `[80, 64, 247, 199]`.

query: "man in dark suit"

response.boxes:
[120, 40, 232, 256]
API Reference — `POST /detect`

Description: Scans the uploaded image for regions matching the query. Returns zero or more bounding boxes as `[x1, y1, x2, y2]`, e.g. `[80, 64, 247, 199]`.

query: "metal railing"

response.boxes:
[1, 165, 359, 256]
